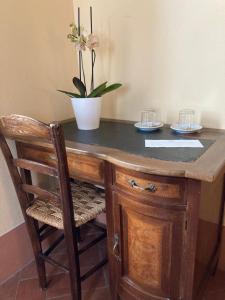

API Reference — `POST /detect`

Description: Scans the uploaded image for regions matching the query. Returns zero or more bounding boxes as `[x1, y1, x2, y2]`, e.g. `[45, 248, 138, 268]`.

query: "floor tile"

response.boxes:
[52, 229, 100, 256]
[45, 263, 108, 299]
[52, 240, 67, 255]
[2, 264, 225, 300]
[49, 287, 111, 300]
[16, 278, 46, 300]
[82, 287, 111, 300]
[6, 231, 225, 300]
[204, 270, 225, 292]
[204, 290, 225, 300]
[20, 261, 38, 280]
[48, 254, 69, 274]
[81, 266, 107, 291]
[79, 245, 102, 268]
[45, 265, 107, 298]
[46, 273, 70, 299]
[20, 255, 66, 281]
[0, 272, 21, 300]
[50, 295, 72, 300]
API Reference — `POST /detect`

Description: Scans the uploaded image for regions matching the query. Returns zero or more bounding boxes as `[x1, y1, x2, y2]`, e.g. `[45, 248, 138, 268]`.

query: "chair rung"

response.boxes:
[40, 226, 57, 242]
[43, 234, 64, 256]
[88, 220, 106, 232]
[39, 231, 106, 280]
[81, 258, 108, 282]
[40, 254, 69, 272]
[39, 223, 49, 233]
[79, 231, 106, 255]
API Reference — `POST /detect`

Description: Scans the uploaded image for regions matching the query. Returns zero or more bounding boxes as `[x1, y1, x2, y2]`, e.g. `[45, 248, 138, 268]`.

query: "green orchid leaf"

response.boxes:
[88, 82, 108, 98]
[57, 90, 81, 98]
[99, 83, 122, 96]
[72, 77, 86, 97]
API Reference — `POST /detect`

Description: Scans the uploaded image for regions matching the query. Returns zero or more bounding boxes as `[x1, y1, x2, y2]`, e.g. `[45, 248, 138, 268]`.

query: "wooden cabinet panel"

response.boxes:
[114, 167, 185, 206]
[126, 210, 167, 289]
[16, 142, 104, 184]
[112, 191, 185, 300]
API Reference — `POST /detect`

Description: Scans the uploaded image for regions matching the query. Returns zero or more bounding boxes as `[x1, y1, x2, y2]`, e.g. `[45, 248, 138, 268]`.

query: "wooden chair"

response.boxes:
[0, 114, 107, 300]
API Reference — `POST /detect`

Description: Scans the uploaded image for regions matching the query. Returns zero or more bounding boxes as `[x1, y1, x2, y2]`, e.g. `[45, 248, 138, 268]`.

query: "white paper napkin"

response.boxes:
[145, 140, 204, 148]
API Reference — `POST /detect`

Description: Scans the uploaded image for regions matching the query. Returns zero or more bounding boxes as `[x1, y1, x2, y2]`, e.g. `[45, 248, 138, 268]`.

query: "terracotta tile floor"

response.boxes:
[0, 225, 225, 300]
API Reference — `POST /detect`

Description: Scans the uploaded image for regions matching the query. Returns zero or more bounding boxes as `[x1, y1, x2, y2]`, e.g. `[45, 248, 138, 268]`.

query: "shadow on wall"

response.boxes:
[0, 141, 24, 236]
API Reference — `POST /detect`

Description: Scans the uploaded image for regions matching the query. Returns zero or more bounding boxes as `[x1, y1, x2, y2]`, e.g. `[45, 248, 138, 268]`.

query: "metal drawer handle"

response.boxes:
[113, 233, 121, 262]
[128, 179, 157, 193]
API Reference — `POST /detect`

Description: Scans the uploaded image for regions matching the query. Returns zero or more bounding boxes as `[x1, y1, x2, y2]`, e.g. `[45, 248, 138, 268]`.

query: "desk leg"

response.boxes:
[182, 179, 201, 300]
[192, 174, 225, 299]
[213, 174, 225, 274]
[104, 162, 118, 299]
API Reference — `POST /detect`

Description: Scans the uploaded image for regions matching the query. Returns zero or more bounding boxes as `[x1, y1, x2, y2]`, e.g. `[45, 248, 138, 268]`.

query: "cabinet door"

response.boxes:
[112, 191, 185, 300]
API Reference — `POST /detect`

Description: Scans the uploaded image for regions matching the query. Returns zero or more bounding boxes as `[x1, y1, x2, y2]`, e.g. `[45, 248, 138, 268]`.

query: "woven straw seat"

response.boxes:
[26, 181, 105, 229]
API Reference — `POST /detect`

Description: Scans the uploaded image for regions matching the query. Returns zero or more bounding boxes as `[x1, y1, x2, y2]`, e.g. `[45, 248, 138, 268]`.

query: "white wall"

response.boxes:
[0, 0, 74, 236]
[76, 0, 225, 128]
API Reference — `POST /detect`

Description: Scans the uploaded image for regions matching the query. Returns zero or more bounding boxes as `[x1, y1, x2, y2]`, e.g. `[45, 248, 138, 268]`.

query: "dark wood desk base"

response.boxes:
[16, 141, 225, 300]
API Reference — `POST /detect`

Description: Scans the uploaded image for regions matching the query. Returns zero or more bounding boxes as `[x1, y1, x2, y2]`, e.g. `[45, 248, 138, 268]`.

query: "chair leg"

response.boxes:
[19, 168, 47, 289]
[64, 229, 82, 300]
[76, 227, 82, 243]
[211, 257, 219, 277]
[26, 217, 47, 289]
[35, 255, 47, 290]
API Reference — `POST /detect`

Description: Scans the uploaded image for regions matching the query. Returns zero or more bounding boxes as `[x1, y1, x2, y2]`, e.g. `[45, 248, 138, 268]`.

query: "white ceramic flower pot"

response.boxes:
[71, 97, 102, 130]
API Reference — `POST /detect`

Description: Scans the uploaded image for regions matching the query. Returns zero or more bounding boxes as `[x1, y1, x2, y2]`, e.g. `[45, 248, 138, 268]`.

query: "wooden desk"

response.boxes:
[16, 119, 225, 300]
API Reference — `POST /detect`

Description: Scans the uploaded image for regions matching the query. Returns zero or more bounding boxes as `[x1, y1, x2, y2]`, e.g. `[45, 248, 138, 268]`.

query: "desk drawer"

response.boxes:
[67, 153, 104, 184]
[114, 167, 185, 205]
[17, 142, 104, 185]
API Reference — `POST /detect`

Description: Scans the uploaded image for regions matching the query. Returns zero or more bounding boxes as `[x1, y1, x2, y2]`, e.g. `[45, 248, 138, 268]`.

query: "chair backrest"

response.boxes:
[0, 114, 74, 229]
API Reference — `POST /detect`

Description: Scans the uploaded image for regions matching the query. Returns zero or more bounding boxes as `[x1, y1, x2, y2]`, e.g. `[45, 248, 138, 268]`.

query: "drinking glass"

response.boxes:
[141, 109, 156, 127]
[178, 109, 195, 130]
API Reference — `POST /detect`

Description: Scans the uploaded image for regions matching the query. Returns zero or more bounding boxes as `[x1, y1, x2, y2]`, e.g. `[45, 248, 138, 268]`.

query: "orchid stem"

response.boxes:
[81, 52, 87, 97]
[78, 8, 82, 80]
[90, 6, 94, 92]
[78, 7, 87, 96]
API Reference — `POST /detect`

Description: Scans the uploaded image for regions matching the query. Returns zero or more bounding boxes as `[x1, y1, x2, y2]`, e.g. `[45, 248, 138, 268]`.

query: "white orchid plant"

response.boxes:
[58, 8, 122, 99]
